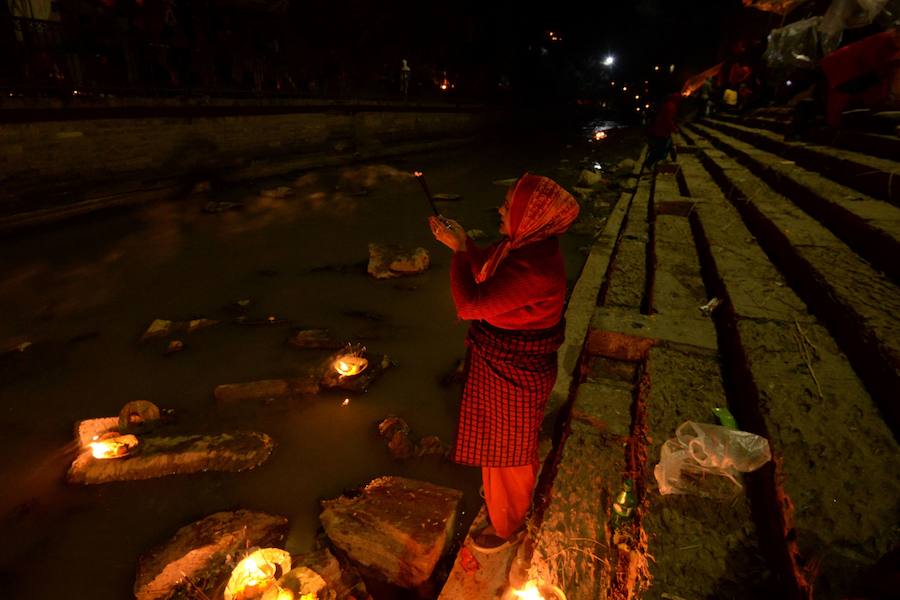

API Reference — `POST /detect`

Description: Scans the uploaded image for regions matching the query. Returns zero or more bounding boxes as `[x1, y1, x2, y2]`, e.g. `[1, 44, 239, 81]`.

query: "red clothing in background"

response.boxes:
[450, 236, 566, 330]
[649, 94, 681, 138]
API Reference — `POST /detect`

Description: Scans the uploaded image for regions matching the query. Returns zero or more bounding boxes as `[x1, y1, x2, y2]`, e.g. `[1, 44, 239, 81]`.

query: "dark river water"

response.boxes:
[0, 115, 639, 599]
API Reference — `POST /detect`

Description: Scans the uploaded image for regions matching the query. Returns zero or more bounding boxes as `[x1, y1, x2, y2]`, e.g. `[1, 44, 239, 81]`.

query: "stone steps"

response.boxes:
[685, 129, 900, 437]
[690, 121, 900, 282]
[700, 118, 900, 208]
[441, 133, 899, 598]
[680, 150, 900, 598]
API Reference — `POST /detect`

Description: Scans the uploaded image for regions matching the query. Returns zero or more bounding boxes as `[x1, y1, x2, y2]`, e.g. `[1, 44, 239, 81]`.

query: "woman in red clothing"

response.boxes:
[429, 173, 579, 549]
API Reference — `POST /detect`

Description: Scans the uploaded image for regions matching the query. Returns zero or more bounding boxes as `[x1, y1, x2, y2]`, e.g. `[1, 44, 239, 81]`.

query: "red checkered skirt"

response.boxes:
[452, 320, 565, 467]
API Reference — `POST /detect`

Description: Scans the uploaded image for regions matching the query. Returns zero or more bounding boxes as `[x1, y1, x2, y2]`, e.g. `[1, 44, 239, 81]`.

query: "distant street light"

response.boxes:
[603, 55, 615, 66]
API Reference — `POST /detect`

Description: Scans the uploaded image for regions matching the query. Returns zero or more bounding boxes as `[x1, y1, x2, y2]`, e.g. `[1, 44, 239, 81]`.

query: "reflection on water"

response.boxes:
[0, 126, 638, 599]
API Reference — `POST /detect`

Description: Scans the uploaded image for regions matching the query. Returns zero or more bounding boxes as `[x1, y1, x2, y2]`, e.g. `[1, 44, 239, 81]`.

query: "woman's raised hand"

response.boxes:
[429, 216, 467, 252]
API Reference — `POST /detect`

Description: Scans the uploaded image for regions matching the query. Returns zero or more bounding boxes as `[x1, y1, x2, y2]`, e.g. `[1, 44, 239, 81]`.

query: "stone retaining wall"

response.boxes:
[0, 99, 493, 222]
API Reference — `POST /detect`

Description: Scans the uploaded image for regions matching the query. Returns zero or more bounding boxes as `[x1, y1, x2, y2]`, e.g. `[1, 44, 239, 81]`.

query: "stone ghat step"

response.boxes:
[699, 118, 900, 208]
[527, 378, 631, 599]
[687, 134, 900, 437]
[680, 153, 900, 597]
[689, 122, 900, 282]
[715, 112, 789, 135]
[599, 173, 652, 311]
[640, 345, 773, 598]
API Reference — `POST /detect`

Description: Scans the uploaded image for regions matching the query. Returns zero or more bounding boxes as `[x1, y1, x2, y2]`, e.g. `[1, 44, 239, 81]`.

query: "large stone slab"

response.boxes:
[67, 420, 274, 485]
[134, 510, 289, 600]
[320, 476, 463, 588]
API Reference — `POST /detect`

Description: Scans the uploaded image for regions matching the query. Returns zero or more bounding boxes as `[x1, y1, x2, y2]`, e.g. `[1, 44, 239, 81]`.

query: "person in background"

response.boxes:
[400, 58, 410, 100]
[428, 174, 579, 550]
[642, 91, 682, 171]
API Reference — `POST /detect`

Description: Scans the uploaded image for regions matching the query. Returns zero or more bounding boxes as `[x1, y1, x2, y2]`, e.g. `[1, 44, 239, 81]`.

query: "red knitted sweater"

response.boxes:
[450, 236, 566, 330]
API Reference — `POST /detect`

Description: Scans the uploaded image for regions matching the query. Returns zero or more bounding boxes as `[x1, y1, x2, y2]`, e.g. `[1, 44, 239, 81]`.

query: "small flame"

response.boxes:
[513, 581, 545, 600]
[413, 171, 423, 177]
[333, 344, 368, 377]
[341, 398, 350, 407]
[89, 434, 139, 459]
[593, 131, 607, 141]
[510, 580, 566, 600]
[224, 548, 291, 600]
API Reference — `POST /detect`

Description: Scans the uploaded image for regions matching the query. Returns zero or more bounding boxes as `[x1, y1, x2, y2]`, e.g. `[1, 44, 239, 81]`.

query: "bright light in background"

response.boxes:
[603, 55, 615, 66]
[654, 65, 660, 71]
[786, 80, 793, 86]
[669, 64, 675, 73]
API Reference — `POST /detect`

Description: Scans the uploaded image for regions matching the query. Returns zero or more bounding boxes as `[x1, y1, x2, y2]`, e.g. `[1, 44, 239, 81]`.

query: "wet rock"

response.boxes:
[140, 319, 175, 341]
[572, 186, 596, 201]
[616, 158, 637, 176]
[320, 476, 463, 588]
[140, 318, 219, 342]
[320, 353, 393, 393]
[68, 427, 274, 485]
[288, 329, 343, 350]
[260, 186, 294, 199]
[291, 548, 369, 600]
[377, 416, 449, 460]
[377, 416, 414, 460]
[577, 169, 607, 189]
[415, 435, 449, 458]
[118, 400, 162, 432]
[163, 340, 184, 355]
[465, 229, 487, 240]
[133, 510, 288, 600]
[214, 377, 320, 403]
[367, 244, 430, 279]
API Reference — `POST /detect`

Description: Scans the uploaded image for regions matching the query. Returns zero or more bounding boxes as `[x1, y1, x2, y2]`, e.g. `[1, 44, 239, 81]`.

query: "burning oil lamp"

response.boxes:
[504, 580, 567, 600]
[89, 433, 140, 459]
[224, 548, 291, 600]
[593, 130, 608, 141]
[332, 344, 368, 378]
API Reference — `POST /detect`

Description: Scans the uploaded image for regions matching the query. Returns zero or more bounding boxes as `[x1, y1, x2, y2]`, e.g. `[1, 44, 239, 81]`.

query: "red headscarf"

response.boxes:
[475, 173, 580, 283]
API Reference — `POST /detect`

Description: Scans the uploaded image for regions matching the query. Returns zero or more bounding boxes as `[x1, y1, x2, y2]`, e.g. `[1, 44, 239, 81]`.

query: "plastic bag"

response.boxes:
[820, 0, 890, 35]
[654, 421, 772, 499]
[764, 17, 838, 70]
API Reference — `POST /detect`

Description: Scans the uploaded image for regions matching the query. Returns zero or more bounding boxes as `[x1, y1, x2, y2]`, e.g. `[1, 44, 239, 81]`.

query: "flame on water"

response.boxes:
[593, 131, 608, 141]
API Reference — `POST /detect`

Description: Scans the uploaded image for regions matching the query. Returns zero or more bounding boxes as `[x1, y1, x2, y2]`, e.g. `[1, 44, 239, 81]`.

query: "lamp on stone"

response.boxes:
[333, 343, 369, 378]
[224, 548, 291, 600]
[89, 432, 140, 459]
[504, 580, 567, 600]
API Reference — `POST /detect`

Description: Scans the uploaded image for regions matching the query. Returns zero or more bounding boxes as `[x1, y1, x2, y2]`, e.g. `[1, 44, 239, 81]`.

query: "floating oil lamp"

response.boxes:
[504, 580, 567, 600]
[593, 130, 608, 141]
[89, 433, 140, 459]
[332, 344, 369, 378]
[224, 548, 291, 600]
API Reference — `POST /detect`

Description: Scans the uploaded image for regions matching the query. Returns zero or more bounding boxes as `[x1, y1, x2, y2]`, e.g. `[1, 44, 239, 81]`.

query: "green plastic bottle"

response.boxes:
[612, 479, 637, 529]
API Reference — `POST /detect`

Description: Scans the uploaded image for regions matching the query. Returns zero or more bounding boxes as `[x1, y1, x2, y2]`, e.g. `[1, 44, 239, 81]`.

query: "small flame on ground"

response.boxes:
[593, 131, 608, 141]
[341, 398, 350, 407]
